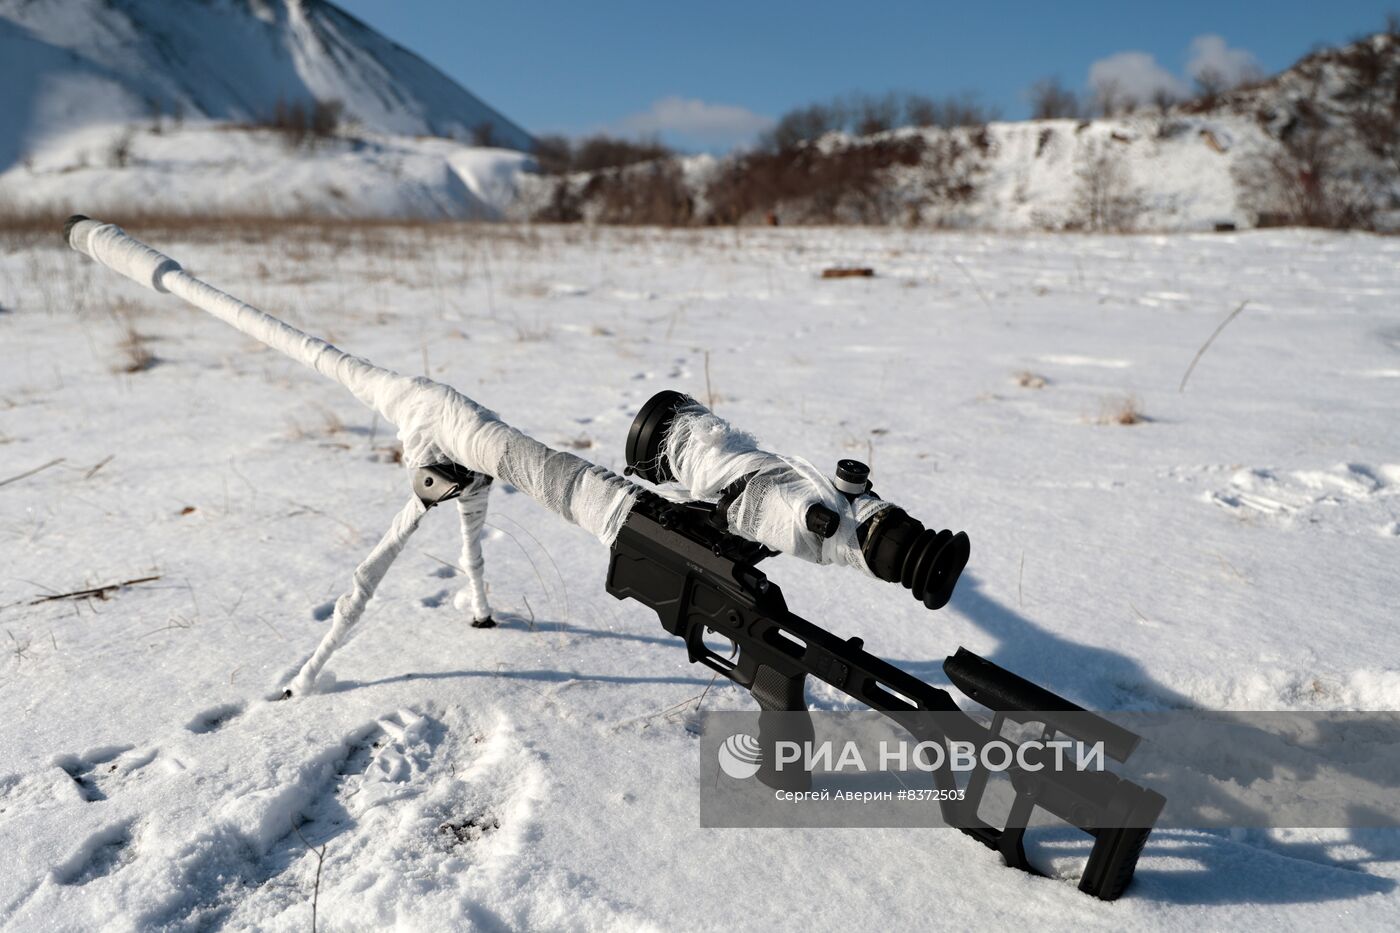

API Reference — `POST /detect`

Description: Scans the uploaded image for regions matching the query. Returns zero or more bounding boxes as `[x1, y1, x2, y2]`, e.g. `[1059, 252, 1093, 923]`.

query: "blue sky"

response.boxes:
[338, 0, 1398, 150]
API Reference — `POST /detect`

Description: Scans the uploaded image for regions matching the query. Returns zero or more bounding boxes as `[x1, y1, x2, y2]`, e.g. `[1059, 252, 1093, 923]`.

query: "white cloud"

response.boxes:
[616, 97, 774, 150]
[1085, 34, 1261, 107]
[1088, 51, 1188, 104]
[1186, 34, 1262, 86]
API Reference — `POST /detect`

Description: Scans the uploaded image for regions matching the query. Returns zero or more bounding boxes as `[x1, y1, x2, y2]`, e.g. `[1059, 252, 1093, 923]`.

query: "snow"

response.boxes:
[0, 0, 533, 170]
[1, 223, 1399, 929]
[0, 121, 533, 220]
[513, 115, 1282, 232]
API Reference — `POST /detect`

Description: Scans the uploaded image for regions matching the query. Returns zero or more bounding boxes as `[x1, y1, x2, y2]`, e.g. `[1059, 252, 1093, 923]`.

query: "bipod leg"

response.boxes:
[285, 495, 429, 696]
[452, 476, 494, 627]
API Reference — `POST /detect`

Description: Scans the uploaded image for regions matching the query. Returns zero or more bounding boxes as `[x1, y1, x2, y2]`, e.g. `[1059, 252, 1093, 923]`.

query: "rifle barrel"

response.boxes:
[64, 216, 639, 545]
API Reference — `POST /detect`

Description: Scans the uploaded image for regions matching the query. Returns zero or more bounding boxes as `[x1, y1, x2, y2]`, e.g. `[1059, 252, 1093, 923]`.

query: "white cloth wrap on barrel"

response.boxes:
[660, 404, 890, 575]
[68, 221, 637, 546]
[69, 218, 182, 292]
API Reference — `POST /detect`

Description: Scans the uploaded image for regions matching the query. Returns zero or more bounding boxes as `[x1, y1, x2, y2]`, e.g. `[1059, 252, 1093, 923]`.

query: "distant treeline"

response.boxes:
[522, 17, 1400, 233]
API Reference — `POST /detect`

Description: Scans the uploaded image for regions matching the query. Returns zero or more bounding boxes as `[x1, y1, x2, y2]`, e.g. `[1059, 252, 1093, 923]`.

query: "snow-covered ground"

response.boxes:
[1, 223, 1397, 930]
[0, 122, 532, 221]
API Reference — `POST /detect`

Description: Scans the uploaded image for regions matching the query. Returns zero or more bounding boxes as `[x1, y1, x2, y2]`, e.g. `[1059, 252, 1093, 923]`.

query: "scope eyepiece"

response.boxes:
[625, 389, 692, 484]
[858, 508, 969, 610]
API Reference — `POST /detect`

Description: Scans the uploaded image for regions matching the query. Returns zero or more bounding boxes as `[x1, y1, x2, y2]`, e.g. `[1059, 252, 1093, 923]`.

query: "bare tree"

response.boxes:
[570, 134, 671, 172]
[309, 100, 342, 139]
[1029, 78, 1081, 120]
[1234, 118, 1374, 229]
[470, 121, 498, 148]
[107, 129, 135, 168]
[1074, 142, 1142, 231]
[853, 93, 900, 136]
[761, 103, 844, 151]
[531, 135, 573, 174]
[1150, 87, 1179, 112]
[1091, 77, 1132, 117]
[1193, 67, 1228, 110]
[146, 96, 164, 135]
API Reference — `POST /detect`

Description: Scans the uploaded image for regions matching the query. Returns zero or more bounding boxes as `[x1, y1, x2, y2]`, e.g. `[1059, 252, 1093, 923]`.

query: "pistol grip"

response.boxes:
[752, 664, 813, 792]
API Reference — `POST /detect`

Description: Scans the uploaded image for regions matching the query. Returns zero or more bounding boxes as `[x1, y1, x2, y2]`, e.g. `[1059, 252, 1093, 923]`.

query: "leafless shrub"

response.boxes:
[1029, 77, 1082, 120]
[762, 92, 995, 151]
[1150, 88, 1181, 112]
[1099, 395, 1145, 425]
[246, 97, 344, 149]
[762, 102, 846, 151]
[510, 310, 552, 342]
[904, 92, 998, 129]
[314, 405, 345, 436]
[115, 320, 158, 373]
[8, 630, 33, 666]
[1072, 143, 1143, 231]
[584, 160, 694, 225]
[530, 134, 673, 175]
[853, 92, 900, 135]
[1192, 68, 1229, 112]
[146, 96, 164, 135]
[107, 129, 135, 168]
[707, 136, 927, 224]
[531, 179, 584, 223]
[1337, 31, 1400, 175]
[1235, 118, 1375, 229]
[531, 135, 573, 174]
[470, 121, 499, 147]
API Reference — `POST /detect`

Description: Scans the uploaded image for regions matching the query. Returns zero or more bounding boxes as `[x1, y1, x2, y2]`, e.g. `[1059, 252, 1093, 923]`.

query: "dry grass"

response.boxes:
[510, 311, 551, 342]
[1098, 394, 1146, 425]
[314, 404, 345, 436]
[0, 211, 552, 255]
[114, 320, 158, 373]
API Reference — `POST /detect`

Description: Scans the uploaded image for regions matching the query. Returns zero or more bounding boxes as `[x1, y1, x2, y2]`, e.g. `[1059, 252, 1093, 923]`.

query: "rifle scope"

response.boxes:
[625, 390, 969, 610]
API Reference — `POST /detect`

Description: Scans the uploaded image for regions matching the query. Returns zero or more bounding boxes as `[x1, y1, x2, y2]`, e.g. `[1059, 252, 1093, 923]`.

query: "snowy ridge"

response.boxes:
[510, 115, 1273, 231]
[518, 30, 1400, 231]
[4, 10, 1396, 227]
[0, 0, 533, 170]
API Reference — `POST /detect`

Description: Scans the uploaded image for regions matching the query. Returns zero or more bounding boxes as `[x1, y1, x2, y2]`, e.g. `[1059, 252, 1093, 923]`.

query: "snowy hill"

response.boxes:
[0, 0, 534, 171]
[3, 9, 1396, 228]
[514, 116, 1275, 231]
[519, 29, 1400, 232]
[0, 121, 535, 220]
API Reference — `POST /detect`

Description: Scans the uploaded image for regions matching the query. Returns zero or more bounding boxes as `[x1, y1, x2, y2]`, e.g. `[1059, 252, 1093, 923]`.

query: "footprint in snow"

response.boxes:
[185, 702, 244, 735]
[299, 708, 448, 831]
[1203, 462, 1399, 523]
[53, 821, 137, 886]
[52, 746, 155, 803]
